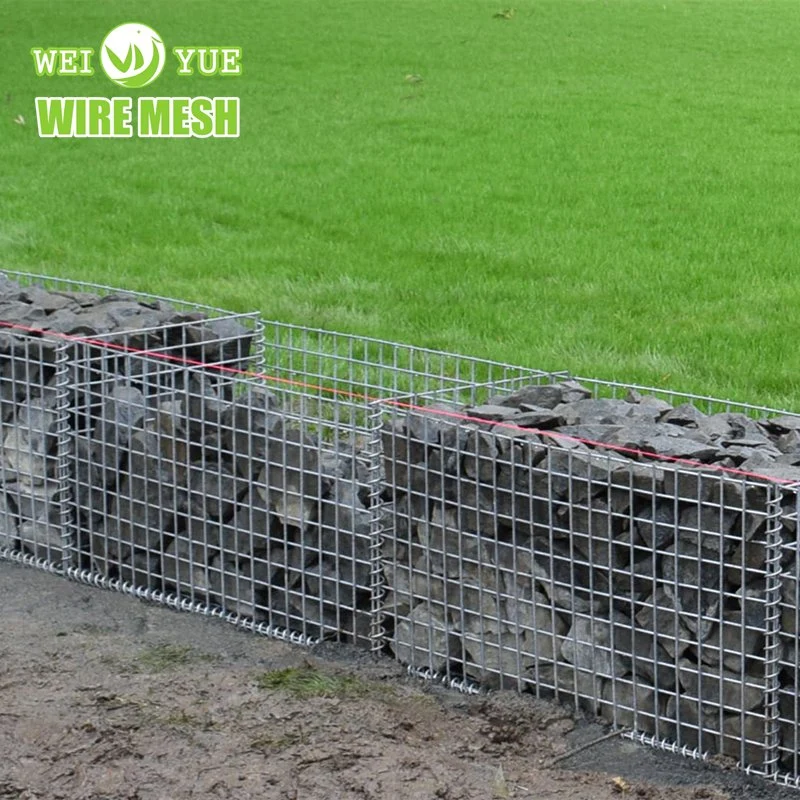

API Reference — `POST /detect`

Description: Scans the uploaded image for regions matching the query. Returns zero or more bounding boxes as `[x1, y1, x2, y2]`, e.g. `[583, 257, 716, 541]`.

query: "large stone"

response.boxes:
[90, 380, 148, 481]
[694, 607, 765, 675]
[557, 498, 624, 552]
[661, 403, 707, 428]
[464, 629, 539, 689]
[660, 542, 723, 640]
[256, 426, 329, 529]
[561, 612, 633, 679]
[461, 428, 499, 481]
[188, 460, 243, 523]
[208, 553, 272, 620]
[600, 677, 660, 733]
[678, 658, 766, 712]
[0, 492, 19, 552]
[392, 602, 459, 672]
[636, 589, 694, 660]
[3, 399, 58, 484]
[162, 536, 218, 604]
[531, 448, 617, 503]
[447, 579, 502, 635]
[554, 398, 663, 427]
[502, 586, 567, 664]
[635, 501, 677, 550]
[5, 481, 60, 522]
[528, 537, 595, 613]
[678, 504, 741, 554]
[382, 555, 446, 616]
[381, 418, 429, 490]
[221, 384, 281, 478]
[530, 662, 606, 714]
[19, 513, 63, 563]
[488, 381, 591, 411]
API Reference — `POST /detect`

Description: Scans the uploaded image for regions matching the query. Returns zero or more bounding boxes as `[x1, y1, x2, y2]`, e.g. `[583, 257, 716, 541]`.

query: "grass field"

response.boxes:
[2, 1, 800, 408]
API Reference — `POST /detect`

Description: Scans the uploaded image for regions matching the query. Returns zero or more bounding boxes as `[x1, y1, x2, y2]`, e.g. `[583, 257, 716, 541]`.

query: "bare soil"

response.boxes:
[1, 561, 796, 800]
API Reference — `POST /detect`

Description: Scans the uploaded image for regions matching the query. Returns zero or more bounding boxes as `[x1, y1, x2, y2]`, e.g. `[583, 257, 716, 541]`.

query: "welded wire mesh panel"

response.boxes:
[260, 321, 553, 402]
[70, 340, 380, 646]
[379, 378, 787, 773]
[0, 331, 71, 570]
[776, 485, 800, 783]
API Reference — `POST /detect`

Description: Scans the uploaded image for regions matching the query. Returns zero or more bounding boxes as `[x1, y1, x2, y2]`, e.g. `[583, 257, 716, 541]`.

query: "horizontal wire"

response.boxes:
[1, 319, 797, 486]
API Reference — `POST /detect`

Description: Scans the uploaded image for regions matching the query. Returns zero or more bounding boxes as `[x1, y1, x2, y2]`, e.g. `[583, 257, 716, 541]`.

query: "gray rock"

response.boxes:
[678, 657, 766, 712]
[187, 373, 231, 432]
[554, 398, 662, 427]
[663, 695, 717, 755]
[188, 460, 242, 523]
[447, 579, 502, 635]
[531, 448, 617, 503]
[558, 497, 624, 549]
[600, 678, 660, 734]
[661, 403, 707, 427]
[502, 586, 567, 664]
[91, 380, 147, 478]
[775, 429, 800, 456]
[561, 612, 633, 679]
[762, 414, 800, 433]
[489, 381, 590, 410]
[221, 490, 273, 553]
[220, 385, 281, 478]
[531, 662, 606, 714]
[464, 629, 545, 689]
[5, 481, 60, 522]
[392, 603, 459, 672]
[694, 606, 764, 675]
[529, 536, 595, 613]
[162, 536, 218, 603]
[461, 428, 499, 481]
[208, 552, 272, 620]
[635, 501, 677, 550]
[0, 493, 19, 552]
[636, 589, 694, 659]
[381, 418, 429, 490]
[506, 406, 565, 429]
[200, 315, 255, 369]
[660, 542, 722, 640]
[256, 426, 328, 529]
[19, 513, 64, 564]
[3, 399, 58, 484]
[464, 404, 525, 422]
[678, 505, 741, 554]
[382, 556, 446, 616]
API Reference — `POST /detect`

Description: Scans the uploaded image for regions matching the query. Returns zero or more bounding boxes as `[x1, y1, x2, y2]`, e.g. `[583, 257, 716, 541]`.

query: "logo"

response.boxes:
[30, 24, 243, 139]
[100, 23, 166, 89]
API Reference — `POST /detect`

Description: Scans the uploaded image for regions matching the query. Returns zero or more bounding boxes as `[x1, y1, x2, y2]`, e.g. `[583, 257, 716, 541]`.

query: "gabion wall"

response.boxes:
[0, 271, 542, 648]
[379, 379, 800, 781]
[4, 271, 800, 785]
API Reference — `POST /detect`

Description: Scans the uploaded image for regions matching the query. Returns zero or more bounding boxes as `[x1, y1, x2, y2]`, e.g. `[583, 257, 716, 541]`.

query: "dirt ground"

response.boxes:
[1, 561, 797, 800]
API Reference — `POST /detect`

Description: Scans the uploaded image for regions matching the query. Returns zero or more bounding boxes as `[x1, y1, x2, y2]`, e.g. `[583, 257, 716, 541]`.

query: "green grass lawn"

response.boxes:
[2, 0, 800, 408]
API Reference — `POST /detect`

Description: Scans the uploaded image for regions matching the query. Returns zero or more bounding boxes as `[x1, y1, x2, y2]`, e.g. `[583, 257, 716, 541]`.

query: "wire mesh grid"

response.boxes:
[6, 270, 800, 784]
[776, 484, 800, 786]
[0, 270, 264, 577]
[378, 377, 797, 777]
[0, 333, 71, 572]
[67, 332, 553, 647]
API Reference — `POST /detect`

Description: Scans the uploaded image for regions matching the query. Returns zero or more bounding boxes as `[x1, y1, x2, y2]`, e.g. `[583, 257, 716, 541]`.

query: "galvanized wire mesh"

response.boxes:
[65, 325, 549, 647]
[378, 378, 797, 777]
[0, 334, 71, 572]
[7, 270, 800, 784]
[0, 270, 263, 576]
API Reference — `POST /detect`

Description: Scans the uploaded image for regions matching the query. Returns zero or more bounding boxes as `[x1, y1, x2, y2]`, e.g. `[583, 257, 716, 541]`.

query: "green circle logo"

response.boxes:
[100, 23, 165, 89]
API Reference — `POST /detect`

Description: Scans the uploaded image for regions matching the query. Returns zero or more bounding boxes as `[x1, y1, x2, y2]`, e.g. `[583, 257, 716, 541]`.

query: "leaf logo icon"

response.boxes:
[100, 23, 165, 89]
